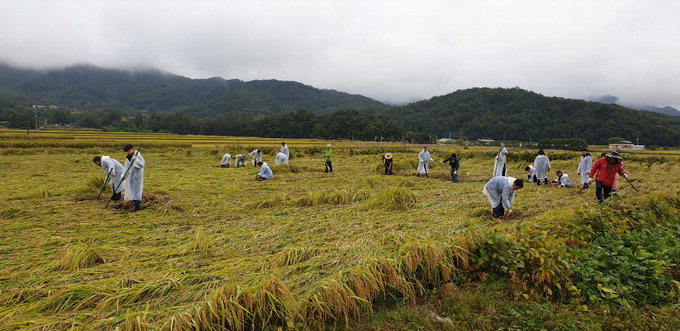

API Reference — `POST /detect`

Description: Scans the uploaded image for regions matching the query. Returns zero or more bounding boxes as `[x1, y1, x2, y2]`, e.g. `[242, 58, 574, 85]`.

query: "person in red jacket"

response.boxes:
[588, 152, 628, 203]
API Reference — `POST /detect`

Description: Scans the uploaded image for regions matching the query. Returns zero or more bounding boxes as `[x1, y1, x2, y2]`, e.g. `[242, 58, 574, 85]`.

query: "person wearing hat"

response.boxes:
[441, 153, 460, 182]
[122, 144, 145, 211]
[588, 152, 628, 203]
[576, 148, 593, 189]
[382, 153, 394, 175]
[323, 144, 333, 173]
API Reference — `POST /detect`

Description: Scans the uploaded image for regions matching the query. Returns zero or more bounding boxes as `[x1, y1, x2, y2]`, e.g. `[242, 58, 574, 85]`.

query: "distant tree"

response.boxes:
[607, 137, 626, 144]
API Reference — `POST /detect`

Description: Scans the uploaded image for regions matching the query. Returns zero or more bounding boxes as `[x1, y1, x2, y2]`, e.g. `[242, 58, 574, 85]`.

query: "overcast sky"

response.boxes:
[1, 0, 679, 107]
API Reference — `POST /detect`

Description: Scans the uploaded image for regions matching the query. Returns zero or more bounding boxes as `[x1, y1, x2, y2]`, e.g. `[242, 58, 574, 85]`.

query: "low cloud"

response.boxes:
[1, 0, 678, 107]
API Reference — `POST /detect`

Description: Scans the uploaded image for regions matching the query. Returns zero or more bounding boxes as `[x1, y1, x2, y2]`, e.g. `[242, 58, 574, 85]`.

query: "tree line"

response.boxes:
[0, 103, 410, 141]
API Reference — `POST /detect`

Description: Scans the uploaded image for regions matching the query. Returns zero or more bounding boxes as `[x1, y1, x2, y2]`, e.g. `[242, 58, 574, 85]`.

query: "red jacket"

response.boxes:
[589, 157, 627, 187]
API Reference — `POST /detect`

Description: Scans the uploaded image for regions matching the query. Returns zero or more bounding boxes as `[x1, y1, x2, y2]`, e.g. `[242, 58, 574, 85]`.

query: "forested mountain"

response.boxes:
[0, 63, 386, 115]
[379, 88, 680, 146]
[1, 64, 679, 145]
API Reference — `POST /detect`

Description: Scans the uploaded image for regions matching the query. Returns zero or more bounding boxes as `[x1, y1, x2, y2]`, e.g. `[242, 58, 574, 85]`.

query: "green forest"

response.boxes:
[1, 64, 679, 145]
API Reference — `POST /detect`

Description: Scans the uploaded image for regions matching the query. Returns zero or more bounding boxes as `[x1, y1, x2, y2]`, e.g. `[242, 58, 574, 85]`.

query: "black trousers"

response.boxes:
[451, 169, 459, 182]
[384, 165, 393, 175]
[325, 161, 333, 173]
[595, 180, 613, 203]
[493, 203, 504, 218]
[533, 175, 548, 185]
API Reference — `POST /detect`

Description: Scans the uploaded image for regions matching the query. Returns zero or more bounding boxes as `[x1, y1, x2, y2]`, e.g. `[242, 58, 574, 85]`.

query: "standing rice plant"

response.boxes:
[301, 277, 368, 327]
[170, 277, 296, 330]
[55, 244, 105, 271]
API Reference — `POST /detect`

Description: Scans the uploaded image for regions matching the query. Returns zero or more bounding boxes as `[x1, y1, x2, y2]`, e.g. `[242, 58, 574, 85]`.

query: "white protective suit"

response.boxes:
[274, 152, 289, 165]
[493, 148, 508, 177]
[577, 154, 592, 185]
[122, 151, 145, 201]
[235, 154, 248, 167]
[280, 144, 289, 158]
[526, 165, 535, 183]
[417, 150, 434, 174]
[557, 174, 573, 187]
[257, 162, 273, 179]
[533, 155, 551, 181]
[100, 156, 125, 193]
[221, 154, 232, 167]
[249, 149, 262, 166]
[482, 176, 517, 209]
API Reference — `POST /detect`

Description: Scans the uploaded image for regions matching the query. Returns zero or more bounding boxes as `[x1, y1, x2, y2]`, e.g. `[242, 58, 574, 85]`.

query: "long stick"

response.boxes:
[105, 147, 141, 208]
[97, 169, 113, 199]
[623, 176, 639, 192]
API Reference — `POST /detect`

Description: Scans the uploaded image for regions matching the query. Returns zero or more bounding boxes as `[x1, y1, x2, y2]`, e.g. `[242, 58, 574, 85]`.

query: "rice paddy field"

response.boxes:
[1, 128, 679, 330]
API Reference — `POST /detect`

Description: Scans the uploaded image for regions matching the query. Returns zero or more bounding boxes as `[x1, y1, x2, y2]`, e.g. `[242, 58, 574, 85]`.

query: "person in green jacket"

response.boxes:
[323, 144, 333, 173]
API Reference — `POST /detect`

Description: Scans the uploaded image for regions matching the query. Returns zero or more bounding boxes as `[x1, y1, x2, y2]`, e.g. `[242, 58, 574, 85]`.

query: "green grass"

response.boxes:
[0, 129, 679, 329]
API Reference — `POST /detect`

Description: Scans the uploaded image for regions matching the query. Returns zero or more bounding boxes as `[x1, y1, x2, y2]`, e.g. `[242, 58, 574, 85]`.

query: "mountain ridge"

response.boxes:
[0, 63, 678, 145]
[0, 63, 387, 115]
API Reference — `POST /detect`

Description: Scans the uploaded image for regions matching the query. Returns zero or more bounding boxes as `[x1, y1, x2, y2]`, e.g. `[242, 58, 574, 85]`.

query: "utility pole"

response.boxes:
[26, 101, 30, 135]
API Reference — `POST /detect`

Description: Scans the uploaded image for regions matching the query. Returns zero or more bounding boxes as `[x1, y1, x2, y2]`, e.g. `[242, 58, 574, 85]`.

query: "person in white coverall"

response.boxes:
[122, 144, 145, 211]
[93, 155, 124, 201]
[255, 161, 273, 181]
[275, 152, 289, 165]
[533, 149, 551, 185]
[221, 153, 231, 168]
[280, 142, 289, 158]
[524, 165, 535, 183]
[235, 154, 248, 167]
[554, 170, 573, 187]
[249, 149, 263, 167]
[417, 147, 434, 177]
[493, 146, 508, 177]
[482, 176, 524, 218]
[576, 148, 593, 189]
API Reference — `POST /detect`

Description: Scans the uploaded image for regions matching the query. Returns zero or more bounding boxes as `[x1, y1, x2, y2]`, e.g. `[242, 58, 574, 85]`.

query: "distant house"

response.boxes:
[608, 140, 633, 149]
[477, 138, 495, 144]
[437, 138, 455, 143]
[609, 140, 644, 150]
